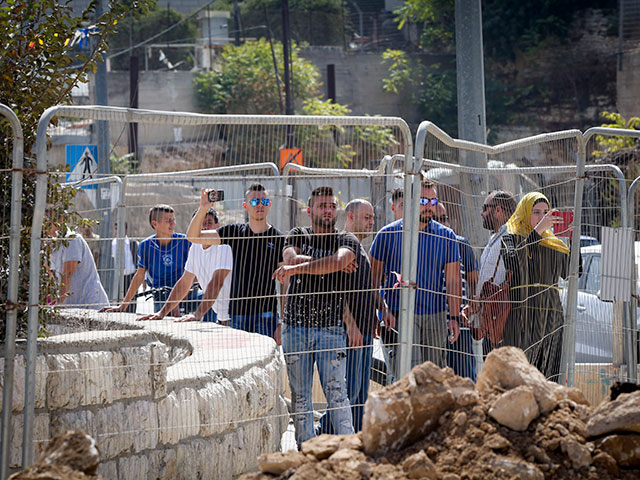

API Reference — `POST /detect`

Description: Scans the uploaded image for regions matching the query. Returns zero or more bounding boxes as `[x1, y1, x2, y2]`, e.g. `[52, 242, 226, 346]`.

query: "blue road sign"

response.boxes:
[66, 144, 98, 188]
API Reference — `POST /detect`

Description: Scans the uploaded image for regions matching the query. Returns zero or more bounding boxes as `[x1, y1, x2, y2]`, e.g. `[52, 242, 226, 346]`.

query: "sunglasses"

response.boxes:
[482, 203, 497, 212]
[420, 197, 438, 206]
[249, 198, 271, 207]
[434, 215, 448, 223]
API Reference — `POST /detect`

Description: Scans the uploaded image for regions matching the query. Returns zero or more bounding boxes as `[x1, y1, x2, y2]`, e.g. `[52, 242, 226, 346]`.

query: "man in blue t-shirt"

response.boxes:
[433, 202, 479, 381]
[370, 180, 462, 378]
[101, 204, 191, 314]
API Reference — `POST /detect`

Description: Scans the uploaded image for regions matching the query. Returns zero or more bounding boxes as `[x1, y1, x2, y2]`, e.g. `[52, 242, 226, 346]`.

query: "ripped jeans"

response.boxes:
[282, 324, 354, 447]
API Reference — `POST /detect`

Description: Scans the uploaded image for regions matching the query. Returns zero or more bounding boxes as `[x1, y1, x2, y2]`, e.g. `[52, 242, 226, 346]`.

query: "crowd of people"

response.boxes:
[46, 181, 576, 447]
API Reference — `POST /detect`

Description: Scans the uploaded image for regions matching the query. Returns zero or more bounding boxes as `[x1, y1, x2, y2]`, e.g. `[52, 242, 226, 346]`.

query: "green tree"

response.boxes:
[593, 111, 640, 157]
[0, 0, 152, 339]
[194, 40, 399, 168]
[194, 38, 320, 114]
[385, 0, 617, 135]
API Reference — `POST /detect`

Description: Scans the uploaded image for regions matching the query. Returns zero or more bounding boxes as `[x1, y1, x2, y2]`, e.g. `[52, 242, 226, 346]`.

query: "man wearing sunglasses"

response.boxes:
[187, 183, 285, 343]
[433, 202, 479, 381]
[462, 190, 516, 369]
[370, 180, 462, 378]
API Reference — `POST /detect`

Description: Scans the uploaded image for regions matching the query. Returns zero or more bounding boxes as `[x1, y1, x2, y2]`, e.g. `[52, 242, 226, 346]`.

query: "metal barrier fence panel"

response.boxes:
[412, 123, 639, 407]
[15, 105, 640, 476]
[20, 106, 412, 474]
[0, 104, 24, 478]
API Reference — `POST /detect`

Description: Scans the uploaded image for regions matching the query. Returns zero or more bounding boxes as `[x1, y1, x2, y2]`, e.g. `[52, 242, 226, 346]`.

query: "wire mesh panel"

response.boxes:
[23, 107, 411, 475]
[414, 127, 595, 386]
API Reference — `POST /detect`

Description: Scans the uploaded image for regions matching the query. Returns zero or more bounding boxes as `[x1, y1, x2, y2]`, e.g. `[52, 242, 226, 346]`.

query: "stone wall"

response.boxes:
[1, 310, 288, 479]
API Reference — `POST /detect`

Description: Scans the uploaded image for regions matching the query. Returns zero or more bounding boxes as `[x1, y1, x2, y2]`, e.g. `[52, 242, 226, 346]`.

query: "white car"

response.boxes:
[561, 243, 640, 364]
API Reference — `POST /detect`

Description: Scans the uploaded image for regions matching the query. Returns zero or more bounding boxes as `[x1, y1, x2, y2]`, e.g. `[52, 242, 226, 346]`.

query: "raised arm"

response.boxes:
[187, 188, 221, 246]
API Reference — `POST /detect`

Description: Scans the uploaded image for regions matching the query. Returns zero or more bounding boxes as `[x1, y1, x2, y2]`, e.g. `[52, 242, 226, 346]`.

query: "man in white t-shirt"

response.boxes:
[138, 208, 232, 323]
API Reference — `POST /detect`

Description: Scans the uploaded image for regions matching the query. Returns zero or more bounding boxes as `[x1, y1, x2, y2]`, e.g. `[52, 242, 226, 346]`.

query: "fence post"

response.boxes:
[0, 104, 24, 477]
[22, 106, 58, 467]
[559, 135, 587, 387]
[628, 175, 640, 382]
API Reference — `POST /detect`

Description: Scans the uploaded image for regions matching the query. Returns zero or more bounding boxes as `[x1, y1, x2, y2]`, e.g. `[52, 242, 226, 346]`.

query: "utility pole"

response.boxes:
[234, 0, 242, 46]
[95, 0, 114, 296]
[281, 0, 294, 117]
[455, 0, 488, 248]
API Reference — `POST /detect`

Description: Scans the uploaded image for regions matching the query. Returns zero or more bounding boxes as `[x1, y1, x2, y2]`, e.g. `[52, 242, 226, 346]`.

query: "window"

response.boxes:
[584, 254, 601, 294]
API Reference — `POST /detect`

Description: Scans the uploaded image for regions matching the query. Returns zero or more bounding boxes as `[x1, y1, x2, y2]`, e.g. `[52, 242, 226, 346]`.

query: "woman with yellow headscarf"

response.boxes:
[501, 192, 576, 380]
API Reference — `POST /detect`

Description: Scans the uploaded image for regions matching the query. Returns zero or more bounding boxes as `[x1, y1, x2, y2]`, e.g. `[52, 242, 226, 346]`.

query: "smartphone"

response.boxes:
[207, 190, 225, 202]
[553, 211, 572, 236]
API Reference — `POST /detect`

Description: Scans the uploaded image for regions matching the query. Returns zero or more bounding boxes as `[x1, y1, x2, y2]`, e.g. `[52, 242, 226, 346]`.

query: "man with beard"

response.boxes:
[317, 198, 394, 433]
[462, 190, 516, 370]
[273, 186, 360, 447]
[370, 180, 462, 378]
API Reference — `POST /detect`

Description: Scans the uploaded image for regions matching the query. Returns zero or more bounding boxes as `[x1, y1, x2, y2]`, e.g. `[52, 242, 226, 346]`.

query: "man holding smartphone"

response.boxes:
[187, 183, 285, 343]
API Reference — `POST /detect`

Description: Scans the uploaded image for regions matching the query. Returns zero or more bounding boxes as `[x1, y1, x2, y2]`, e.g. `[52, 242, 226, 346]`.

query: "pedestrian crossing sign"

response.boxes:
[66, 145, 98, 188]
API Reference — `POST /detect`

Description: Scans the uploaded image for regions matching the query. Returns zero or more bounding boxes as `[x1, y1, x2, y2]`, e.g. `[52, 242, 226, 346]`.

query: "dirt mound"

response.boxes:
[244, 347, 640, 480]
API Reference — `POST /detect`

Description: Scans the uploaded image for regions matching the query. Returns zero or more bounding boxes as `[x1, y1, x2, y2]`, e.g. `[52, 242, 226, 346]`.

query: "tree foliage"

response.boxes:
[593, 111, 640, 157]
[194, 38, 320, 114]
[0, 0, 152, 339]
[384, 0, 617, 136]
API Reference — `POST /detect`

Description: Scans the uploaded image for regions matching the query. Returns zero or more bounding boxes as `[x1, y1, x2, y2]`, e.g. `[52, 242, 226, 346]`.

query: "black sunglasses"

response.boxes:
[482, 203, 497, 212]
[434, 215, 448, 223]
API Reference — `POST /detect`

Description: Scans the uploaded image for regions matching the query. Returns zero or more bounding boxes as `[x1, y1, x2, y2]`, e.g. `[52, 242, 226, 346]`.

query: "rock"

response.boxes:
[560, 438, 591, 469]
[488, 456, 544, 480]
[9, 430, 101, 480]
[452, 411, 467, 428]
[327, 448, 366, 463]
[586, 390, 640, 437]
[441, 474, 460, 480]
[361, 362, 477, 456]
[477, 347, 558, 414]
[402, 450, 438, 480]
[485, 433, 511, 450]
[526, 445, 550, 464]
[301, 434, 341, 460]
[552, 385, 590, 406]
[592, 451, 619, 476]
[258, 451, 309, 475]
[593, 434, 640, 468]
[488, 385, 539, 431]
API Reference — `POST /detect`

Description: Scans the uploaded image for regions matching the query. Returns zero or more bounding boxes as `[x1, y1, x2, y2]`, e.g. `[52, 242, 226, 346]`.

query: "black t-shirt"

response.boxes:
[283, 226, 360, 328]
[346, 243, 377, 337]
[217, 223, 284, 317]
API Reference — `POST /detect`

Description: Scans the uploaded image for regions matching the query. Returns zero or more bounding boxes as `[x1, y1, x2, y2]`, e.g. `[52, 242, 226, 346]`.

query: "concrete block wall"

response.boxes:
[2, 311, 288, 479]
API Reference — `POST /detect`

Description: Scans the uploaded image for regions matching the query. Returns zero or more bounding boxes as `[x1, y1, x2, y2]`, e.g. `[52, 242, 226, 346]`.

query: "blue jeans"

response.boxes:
[318, 334, 373, 433]
[230, 311, 278, 338]
[282, 324, 354, 447]
[446, 328, 476, 382]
